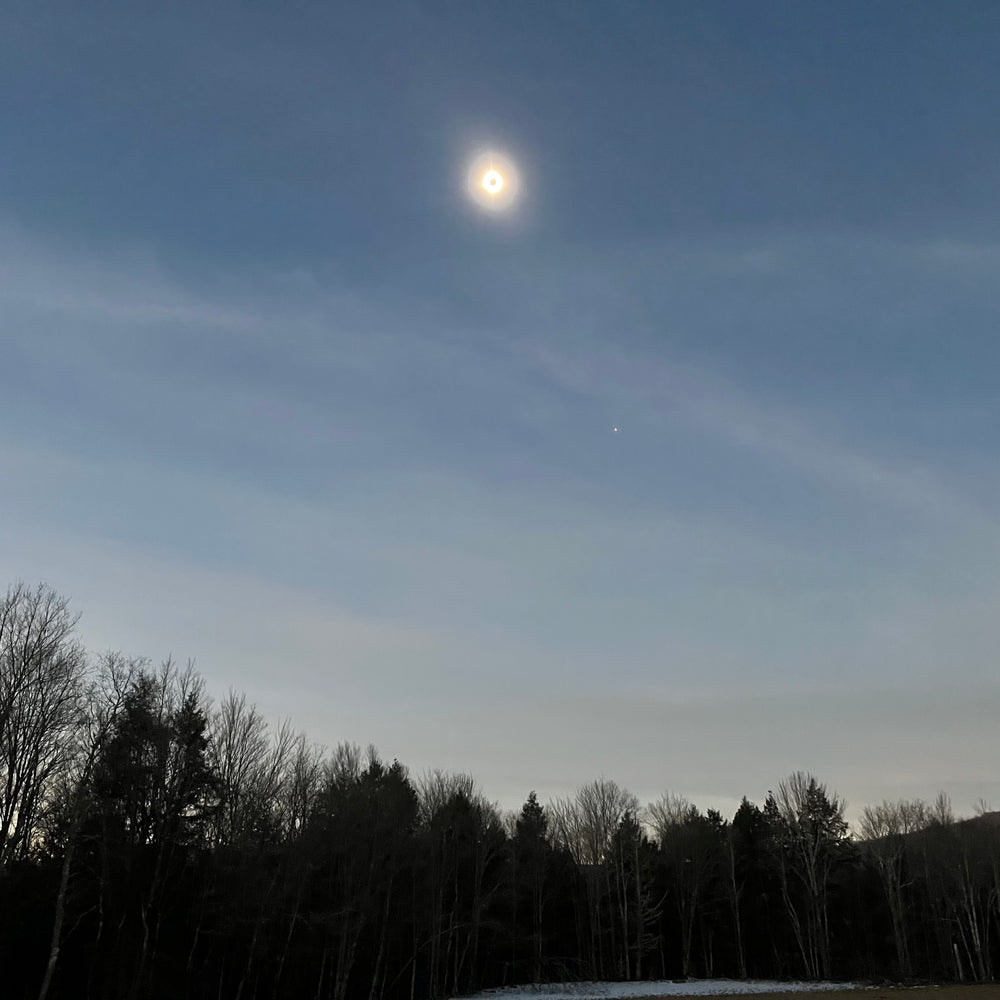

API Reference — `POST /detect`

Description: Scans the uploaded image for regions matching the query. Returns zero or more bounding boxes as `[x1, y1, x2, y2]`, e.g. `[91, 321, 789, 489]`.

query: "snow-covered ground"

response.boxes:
[464, 981, 861, 999]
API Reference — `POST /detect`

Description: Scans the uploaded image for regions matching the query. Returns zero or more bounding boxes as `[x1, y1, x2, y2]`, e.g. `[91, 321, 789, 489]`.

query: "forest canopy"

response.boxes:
[2, 582, 998, 1000]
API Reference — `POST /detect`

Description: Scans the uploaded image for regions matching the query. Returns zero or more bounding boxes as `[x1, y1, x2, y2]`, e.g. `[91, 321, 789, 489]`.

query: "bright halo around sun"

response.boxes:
[482, 169, 503, 194]
[467, 150, 520, 212]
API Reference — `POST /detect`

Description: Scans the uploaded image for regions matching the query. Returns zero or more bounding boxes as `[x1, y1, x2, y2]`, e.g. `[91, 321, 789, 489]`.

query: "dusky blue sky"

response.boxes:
[3, 1, 1000, 819]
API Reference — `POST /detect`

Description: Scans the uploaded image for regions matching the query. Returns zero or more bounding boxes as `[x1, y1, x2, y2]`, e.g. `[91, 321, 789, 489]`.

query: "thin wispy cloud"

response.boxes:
[3, 0, 1000, 820]
[536, 341, 996, 532]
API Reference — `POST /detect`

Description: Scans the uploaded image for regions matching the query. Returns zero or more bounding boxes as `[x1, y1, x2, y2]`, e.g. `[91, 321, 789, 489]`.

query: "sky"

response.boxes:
[2, 1, 1000, 822]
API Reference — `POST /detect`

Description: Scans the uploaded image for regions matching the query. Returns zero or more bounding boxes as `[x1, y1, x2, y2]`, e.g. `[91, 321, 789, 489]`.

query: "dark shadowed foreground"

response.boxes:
[2, 584, 1000, 1000]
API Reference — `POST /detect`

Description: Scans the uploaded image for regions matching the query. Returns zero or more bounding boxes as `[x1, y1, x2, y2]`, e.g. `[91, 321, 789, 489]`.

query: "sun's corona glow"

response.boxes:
[482, 169, 504, 193]
[467, 151, 520, 212]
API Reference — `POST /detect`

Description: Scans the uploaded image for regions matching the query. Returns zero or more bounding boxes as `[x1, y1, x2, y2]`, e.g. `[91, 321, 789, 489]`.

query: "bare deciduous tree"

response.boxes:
[646, 792, 693, 847]
[0, 583, 87, 867]
[549, 778, 637, 979]
[38, 652, 140, 1000]
[858, 797, 929, 978]
[210, 691, 293, 848]
[771, 772, 849, 980]
[417, 768, 476, 826]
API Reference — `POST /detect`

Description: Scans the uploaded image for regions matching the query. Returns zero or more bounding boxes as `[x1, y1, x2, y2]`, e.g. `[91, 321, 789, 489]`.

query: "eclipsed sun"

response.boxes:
[467, 151, 520, 212]
[482, 169, 504, 194]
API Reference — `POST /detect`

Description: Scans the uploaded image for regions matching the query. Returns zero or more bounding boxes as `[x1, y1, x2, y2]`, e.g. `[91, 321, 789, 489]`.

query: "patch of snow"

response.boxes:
[463, 981, 860, 999]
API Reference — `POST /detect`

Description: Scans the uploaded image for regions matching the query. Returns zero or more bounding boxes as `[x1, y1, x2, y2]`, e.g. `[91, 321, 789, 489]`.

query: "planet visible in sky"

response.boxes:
[467, 150, 520, 212]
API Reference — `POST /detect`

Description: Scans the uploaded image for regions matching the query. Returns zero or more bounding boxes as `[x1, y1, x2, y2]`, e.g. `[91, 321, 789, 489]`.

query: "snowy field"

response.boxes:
[464, 981, 861, 999]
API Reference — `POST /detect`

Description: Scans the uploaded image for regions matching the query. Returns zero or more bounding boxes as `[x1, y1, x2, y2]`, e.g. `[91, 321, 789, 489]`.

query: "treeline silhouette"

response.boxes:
[1, 582, 998, 1000]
